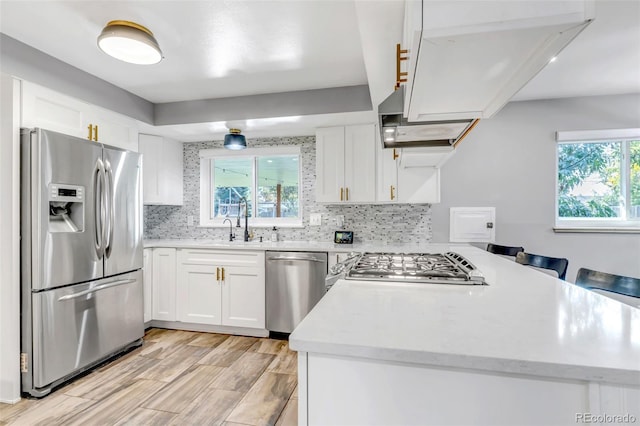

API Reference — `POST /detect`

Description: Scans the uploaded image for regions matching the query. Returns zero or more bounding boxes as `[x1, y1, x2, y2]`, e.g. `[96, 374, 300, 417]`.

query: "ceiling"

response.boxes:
[1, 0, 639, 140]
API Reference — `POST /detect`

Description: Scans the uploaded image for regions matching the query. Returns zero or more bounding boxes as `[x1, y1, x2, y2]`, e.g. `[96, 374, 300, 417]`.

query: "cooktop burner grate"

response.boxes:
[345, 252, 486, 285]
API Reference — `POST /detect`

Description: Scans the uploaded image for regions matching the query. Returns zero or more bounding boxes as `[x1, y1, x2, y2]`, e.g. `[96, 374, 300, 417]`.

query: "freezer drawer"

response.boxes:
[29, 270, 143, 390]
[266, 251, 328, 333]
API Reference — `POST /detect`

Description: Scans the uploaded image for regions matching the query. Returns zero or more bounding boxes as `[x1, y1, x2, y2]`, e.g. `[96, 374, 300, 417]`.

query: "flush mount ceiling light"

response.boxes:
[224, 129, 247, 150]
[97, 20, 163, 65]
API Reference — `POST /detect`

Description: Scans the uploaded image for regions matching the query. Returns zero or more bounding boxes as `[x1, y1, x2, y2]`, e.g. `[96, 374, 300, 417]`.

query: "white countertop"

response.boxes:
[144, 239, 462, 253]
[289, 245, 640, 386]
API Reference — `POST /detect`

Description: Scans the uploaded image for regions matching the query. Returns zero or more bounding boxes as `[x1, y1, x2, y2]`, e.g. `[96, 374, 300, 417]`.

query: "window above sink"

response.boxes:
[199, 146, 303, 228]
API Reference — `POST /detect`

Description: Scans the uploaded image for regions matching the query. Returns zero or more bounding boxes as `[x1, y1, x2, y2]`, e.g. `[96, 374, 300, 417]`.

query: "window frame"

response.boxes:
[199, 146, 303, 228]
[554, 128, 640, 232]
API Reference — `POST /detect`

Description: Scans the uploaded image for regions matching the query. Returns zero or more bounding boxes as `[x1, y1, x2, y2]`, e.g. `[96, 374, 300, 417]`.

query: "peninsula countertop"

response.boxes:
[289, 245, 640, 386]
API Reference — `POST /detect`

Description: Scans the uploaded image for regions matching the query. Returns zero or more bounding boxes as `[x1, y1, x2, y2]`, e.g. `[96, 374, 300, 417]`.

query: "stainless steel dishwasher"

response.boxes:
[266, 251, 328, 333]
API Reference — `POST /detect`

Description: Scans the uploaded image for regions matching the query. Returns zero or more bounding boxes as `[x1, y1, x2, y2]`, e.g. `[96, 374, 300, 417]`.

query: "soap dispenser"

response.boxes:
[271, 226, 278, 242]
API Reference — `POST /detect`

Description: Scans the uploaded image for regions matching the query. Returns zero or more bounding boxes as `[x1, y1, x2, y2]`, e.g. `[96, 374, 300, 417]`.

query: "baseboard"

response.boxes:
[148, 320, 269, 338]
[0, 396, 21, 404]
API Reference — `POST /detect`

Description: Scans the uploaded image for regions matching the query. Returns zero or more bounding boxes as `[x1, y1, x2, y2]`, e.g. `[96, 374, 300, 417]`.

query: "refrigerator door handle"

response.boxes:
[94, 159, 106, 260]
[57, 279, 136, 301]
[104, 160, 115, 258]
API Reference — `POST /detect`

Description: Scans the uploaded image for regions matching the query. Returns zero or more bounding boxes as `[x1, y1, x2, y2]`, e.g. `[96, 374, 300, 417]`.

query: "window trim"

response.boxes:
[554, 128, 640, 231]
[199, 146, 303, 228]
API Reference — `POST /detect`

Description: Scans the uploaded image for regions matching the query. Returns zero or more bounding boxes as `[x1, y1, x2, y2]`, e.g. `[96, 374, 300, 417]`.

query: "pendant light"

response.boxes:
[97, 20, 163, 65]
[224, 129, 247, 150]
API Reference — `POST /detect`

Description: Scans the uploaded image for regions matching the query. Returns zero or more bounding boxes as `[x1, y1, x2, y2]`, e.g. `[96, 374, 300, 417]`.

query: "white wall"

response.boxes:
[431, 94, 640, 282]
[0, 74, 22, 402]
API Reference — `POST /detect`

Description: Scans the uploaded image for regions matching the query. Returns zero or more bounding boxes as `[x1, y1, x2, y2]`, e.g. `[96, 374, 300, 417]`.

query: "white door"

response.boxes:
[177, 263, 223, 325]
[344, 124, 376, 202]
[152, 248, 177, 321]
[221, 266, 265, 329]
[315, 127, 345, 202]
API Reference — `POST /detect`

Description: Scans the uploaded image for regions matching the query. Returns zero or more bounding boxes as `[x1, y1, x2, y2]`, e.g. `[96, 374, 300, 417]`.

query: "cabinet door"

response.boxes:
[221, 266, 265, 329]
[315, 127, 345, 202]
[21, 81, 86, 138]
[90, 107, 138, 152]
[163, 137, 184, 205]
[177, 263, 222, 325]
[143, 248, 153, 323]
[344, 124, 376, 202]
[377, 145, 399, 203]
[397, 166, 440, 204]
[139, 134, 163, 204]
[140, 135, 183, 205]
[152, 248, 177, 321]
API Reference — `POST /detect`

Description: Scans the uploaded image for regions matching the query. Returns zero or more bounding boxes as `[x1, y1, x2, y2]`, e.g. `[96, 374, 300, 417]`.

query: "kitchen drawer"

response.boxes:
[178, 249, 264, 267]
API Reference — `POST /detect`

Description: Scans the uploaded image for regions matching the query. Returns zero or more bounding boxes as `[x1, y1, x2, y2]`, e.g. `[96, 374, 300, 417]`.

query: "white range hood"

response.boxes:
[402, 0, 595, 122]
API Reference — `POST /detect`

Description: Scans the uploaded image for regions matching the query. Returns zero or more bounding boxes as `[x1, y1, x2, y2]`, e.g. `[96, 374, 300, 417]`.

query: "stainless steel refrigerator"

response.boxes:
[20, 128, 144, 397]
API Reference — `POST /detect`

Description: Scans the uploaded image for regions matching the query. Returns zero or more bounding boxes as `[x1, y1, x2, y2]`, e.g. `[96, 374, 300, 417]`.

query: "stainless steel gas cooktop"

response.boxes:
[345, 252, 486, 285]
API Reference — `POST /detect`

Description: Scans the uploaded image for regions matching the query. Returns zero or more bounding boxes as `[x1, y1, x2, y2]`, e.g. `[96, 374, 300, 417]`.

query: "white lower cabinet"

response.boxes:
[177, 263, 222, 325]
[176, 249, 265, 329]
[151, 248, 177, 321]
[143, 248, 153, 323]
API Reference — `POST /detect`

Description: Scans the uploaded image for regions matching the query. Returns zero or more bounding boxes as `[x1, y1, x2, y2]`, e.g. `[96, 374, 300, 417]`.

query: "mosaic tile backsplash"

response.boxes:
[144, 136, 432, 244]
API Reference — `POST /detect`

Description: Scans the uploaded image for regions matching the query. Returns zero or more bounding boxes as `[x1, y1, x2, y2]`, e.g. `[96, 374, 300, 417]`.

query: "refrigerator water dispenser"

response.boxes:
[49, 183, 84, 232]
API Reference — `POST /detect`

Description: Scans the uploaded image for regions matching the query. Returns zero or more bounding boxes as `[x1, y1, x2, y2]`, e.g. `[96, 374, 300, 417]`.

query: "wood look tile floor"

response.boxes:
[0, 329, 298, 426]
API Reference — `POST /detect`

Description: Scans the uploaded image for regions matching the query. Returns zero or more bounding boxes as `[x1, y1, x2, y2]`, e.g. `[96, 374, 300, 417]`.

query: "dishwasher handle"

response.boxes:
[268, 256, 326, 263]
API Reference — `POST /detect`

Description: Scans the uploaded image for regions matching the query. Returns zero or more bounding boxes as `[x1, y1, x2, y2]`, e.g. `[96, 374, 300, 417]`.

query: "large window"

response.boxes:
[200, 147, 302, 227]
[556, 129, 640, 230]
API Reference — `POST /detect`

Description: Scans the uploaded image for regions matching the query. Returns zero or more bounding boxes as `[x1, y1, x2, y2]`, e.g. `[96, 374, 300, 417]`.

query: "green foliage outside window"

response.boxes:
[557, 140, 639, 220]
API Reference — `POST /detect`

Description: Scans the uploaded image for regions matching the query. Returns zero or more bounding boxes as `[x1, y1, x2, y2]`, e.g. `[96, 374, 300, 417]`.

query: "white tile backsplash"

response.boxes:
[144, 136, 432, 244]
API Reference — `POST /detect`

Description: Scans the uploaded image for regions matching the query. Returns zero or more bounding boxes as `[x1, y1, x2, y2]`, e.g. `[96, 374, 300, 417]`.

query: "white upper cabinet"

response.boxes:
[376, 141, 441, 204]
[139, 134, 184, 205]
[21, 81, 139, 151]
[316, 124, 376, 203]
[403, 0, 594, 121]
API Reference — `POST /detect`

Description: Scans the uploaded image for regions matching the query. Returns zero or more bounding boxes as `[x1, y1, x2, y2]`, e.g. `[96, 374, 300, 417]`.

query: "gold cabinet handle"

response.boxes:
[221, 267, 225, 281]
[390, 185, 395, 200]
[93, 125, 99, 141]
[87, 124, 93, 140]
[216, 267, 220, 282]
[340, 187, 344, 201]
[346, 187, 349, 201]
[393, 148, 399, 160]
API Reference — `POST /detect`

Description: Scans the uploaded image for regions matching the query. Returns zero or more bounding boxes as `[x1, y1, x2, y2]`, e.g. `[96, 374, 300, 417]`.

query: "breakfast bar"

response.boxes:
[289, 245, 640, 426]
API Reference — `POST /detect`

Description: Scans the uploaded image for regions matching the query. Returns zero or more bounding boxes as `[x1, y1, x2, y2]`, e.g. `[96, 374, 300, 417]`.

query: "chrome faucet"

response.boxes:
[223, 218, 235, 241]
[237, 197, 250, 242]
